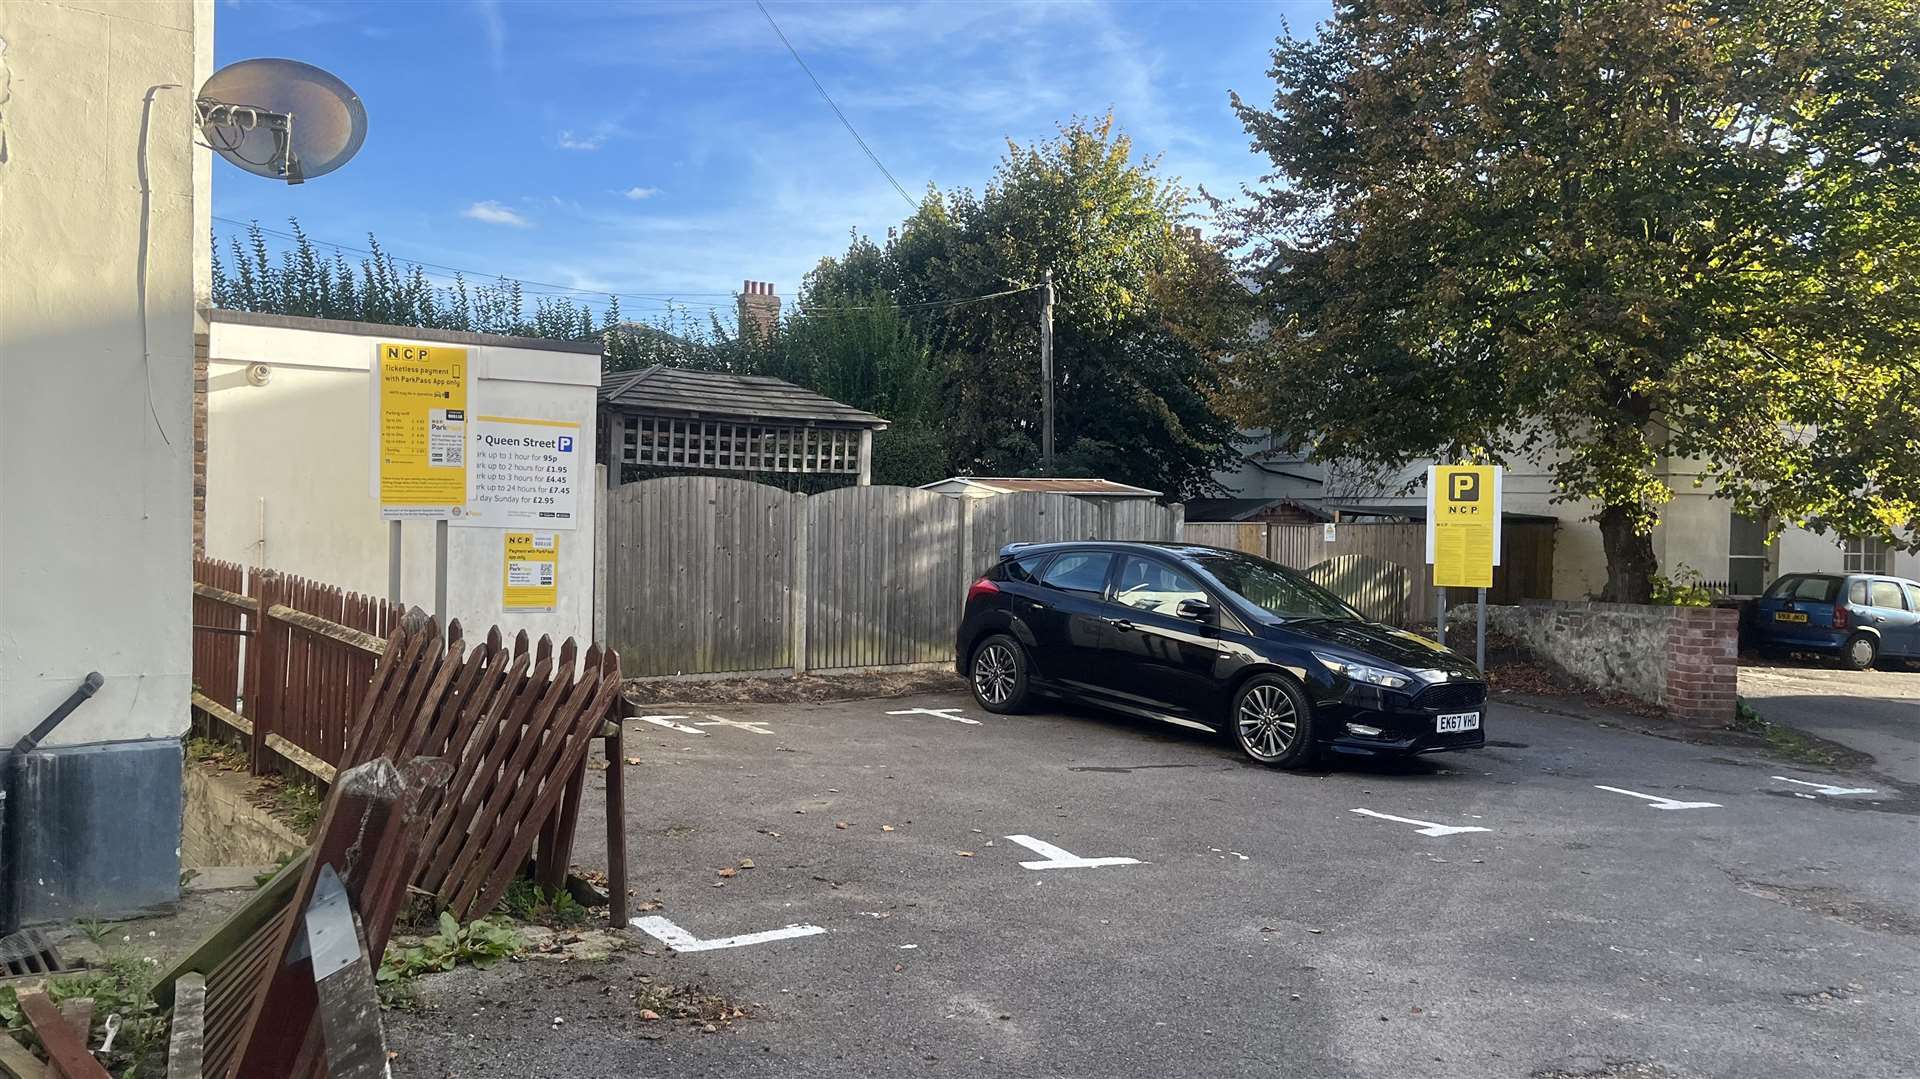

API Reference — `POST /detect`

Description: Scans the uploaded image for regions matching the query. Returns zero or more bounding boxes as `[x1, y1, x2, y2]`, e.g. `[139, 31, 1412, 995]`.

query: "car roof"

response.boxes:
[997, 540, 1242, 561]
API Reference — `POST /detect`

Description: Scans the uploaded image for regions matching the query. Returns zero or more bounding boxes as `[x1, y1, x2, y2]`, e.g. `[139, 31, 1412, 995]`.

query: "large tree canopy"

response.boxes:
[802, 116, 1242, 499]
[1223, 0, 1920, 600]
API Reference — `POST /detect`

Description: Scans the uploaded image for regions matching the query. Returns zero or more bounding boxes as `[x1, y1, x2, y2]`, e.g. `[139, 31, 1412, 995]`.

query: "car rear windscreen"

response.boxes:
[1765, 575, 1841, 602]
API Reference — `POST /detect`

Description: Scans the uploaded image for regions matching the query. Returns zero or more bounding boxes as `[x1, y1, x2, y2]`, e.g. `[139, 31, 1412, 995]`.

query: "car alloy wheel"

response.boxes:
[973, 642, 1018, 707]
[1237, 683, 1298, 762]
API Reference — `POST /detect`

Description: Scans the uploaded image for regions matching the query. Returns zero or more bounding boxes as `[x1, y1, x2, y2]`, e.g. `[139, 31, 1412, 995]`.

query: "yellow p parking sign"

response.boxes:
[1427, 465, 1500, 588]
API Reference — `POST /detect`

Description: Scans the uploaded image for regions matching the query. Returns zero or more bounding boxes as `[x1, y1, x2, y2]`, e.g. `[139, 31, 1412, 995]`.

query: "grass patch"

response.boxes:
[184, 736, 246, 770]
[1732, 699, 1846, 767]
[265, 778, 324, 834]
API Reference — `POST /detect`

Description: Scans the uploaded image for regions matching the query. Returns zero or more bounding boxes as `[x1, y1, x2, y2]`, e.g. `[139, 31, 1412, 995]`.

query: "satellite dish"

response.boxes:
[196, 58, 366, 184]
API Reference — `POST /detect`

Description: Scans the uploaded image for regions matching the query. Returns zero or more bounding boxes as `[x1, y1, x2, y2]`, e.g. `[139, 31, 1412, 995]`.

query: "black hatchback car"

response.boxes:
[955, 541, 1487, 768]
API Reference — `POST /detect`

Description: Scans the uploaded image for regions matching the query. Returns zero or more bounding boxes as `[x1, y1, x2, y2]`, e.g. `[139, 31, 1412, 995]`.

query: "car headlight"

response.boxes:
[1312, 652, 1411, 689]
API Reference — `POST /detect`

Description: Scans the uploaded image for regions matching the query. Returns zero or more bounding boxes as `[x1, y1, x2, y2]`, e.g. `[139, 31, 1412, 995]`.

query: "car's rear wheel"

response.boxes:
[970, 634, 1030, 713]
[1231, 674, 1315, 768]
[1843, 633, 1878, 671]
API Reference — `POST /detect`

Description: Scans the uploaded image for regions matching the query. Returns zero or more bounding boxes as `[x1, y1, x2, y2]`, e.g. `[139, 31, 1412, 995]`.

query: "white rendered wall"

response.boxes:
[205, 317, 601, 648]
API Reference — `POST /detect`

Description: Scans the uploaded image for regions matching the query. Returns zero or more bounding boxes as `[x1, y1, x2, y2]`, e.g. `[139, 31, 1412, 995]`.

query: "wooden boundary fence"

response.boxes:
[603, 478, 1184, 677]
[1182, 520, 1557, 627]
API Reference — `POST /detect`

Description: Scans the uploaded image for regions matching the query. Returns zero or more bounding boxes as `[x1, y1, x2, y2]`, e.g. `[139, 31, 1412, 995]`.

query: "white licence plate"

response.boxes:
[1436, 711, 1481, 734]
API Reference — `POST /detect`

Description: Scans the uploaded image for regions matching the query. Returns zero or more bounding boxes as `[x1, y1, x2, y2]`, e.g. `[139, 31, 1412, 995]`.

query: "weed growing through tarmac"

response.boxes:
[1732, 699, 1844, 767]
[378, 913, 522, 984]
[500, 879, 589, 928]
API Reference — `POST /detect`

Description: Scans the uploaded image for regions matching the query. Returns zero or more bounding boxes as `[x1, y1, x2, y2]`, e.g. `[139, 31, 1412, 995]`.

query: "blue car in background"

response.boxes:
[1753, 572, 1920, 670]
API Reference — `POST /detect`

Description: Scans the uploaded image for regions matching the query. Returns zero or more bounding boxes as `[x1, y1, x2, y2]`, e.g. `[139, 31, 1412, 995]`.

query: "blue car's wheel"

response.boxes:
[1843, 634, 1878, 671]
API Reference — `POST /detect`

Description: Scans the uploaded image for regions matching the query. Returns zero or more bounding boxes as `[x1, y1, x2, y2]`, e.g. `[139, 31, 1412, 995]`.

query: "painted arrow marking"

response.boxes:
[630, 915, 825, 954]
[1594, 785, 1721, 810]
[693, 714, 775, 735]
[1004, 834, 1140, 870]
[1349, 808, 1491, 838]
[886, 707, 980, 725]
[638, 714, 705, 735]
[1773, 776, 1879, 797]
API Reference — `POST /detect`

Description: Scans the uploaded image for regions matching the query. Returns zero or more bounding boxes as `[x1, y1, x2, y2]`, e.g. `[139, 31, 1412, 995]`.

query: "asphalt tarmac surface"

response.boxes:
[389, 689, 1920, 1079]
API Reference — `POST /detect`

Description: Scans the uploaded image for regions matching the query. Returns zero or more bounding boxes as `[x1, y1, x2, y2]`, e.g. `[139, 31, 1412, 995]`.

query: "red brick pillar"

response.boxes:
[1661, 607, 1738, 727]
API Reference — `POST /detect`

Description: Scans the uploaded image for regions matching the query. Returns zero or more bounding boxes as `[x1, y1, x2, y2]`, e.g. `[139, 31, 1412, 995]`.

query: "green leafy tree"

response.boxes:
[1223, 0, 1920, 601]
[803, 116, 1243, 499]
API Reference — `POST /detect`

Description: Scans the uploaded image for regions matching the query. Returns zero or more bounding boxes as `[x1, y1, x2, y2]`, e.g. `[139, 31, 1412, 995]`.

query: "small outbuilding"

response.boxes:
[599, 366, 889, 487]
[919, 476, 1162, 507]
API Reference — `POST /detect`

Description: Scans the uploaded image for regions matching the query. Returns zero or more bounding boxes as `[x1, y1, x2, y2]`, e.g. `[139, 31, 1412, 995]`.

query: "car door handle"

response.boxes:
[1103, 617, 1135, 632]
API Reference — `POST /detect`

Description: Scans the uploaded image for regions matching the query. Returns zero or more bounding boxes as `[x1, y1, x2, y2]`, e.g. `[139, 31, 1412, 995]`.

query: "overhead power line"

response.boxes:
[754, 0, 920, 211]
[798, 284, 1039, 315]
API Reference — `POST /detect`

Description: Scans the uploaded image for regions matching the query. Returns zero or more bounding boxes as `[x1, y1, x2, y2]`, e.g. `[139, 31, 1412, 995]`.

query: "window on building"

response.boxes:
[1727, 513, 1770, 596]
[1843, 536, 1892, 575]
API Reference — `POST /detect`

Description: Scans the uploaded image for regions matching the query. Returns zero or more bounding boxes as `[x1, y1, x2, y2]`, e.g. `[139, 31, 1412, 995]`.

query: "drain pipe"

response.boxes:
[0, 672, 105, 934]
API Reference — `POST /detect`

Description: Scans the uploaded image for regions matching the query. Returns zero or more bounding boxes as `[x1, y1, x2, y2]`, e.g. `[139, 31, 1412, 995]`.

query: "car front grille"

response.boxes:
[1414, 682, 1487, 711]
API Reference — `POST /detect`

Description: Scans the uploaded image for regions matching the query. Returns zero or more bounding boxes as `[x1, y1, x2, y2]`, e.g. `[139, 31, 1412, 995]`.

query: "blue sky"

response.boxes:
[215, 0, 1331, 326]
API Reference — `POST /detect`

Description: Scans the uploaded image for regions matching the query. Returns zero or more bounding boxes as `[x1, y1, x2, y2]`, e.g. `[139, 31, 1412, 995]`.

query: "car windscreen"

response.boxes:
[1765, 575, 1841, 603]
[1188, 551, 1361, 621]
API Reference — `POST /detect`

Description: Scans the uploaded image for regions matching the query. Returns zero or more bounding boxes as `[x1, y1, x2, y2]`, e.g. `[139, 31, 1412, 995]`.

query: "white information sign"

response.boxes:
[453, 415, 582, 529]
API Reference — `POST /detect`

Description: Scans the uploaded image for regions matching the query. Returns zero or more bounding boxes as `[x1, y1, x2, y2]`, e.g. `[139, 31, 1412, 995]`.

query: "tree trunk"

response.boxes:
[1597, 503, 1657, 604]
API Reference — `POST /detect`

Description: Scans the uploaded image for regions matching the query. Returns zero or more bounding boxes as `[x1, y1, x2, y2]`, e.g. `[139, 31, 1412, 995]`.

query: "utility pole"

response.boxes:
[1040, 269, 1055, 470]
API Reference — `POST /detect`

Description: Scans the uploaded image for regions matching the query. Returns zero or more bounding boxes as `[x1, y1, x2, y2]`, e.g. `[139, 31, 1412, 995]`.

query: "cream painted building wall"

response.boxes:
[0, 0, 212, 920]
[205, 312, 603, 646]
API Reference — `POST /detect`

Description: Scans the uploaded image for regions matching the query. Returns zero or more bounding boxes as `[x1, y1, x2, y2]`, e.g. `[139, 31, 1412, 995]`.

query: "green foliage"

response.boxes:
[253, 849, 299, 889]
[1, 955, 168, 1076]
[500, 879, 588, 928]
[269, 778, 324, 834]
[376, 914, 521, 983]
[799, 115, 1243, 498]
[1650, 567, 1715, 607]
[1224, 0, 1920, 601]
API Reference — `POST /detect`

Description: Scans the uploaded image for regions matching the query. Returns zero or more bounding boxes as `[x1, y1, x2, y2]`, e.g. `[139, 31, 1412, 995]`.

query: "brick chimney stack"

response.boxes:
[739, 279, 781, 340]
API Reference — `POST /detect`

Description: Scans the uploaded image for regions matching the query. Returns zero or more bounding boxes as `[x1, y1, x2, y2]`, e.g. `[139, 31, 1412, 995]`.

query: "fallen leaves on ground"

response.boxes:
[633, 979, 752, 1035]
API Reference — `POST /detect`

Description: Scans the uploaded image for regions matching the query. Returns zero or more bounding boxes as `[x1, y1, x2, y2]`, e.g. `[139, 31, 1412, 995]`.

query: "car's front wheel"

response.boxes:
[1843, 633, 1879, 671]
[970, 634, 1030, 713]
[1231, 674, 1315, 768]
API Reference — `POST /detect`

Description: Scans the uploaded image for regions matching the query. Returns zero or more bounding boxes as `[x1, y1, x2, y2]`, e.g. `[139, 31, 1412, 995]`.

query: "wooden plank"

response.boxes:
[269, 605, 388, 659]
[15, 992, 109, 1079]
[54, 1000, 91, 1043]
[0, 1034, 47, 1079]
[191, 580, 252, 612]
[167, 973, 206, 1079]
[152, 849, 311, 1007]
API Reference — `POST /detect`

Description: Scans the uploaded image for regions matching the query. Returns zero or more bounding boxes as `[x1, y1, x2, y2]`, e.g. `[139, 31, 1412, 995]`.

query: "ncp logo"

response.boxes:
[1449, 471, 1481, 503]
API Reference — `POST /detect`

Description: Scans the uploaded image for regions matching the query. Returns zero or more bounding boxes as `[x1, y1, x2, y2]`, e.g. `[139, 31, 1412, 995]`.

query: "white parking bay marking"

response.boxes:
[630, 915, 825, 953]
[1349, 808, 1491, 838]
[639, 714, 706, 735]
[1004, 834, 1140, 870]
[1773, 775, 1878, 797]
[1593, 785, 1722, 810]
[885, 707, 980, 725]
[693, 714, 775, 735]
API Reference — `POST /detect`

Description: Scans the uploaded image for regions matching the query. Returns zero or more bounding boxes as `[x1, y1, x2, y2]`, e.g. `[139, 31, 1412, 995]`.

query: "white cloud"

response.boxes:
[558, 130, 605, 151]
[622, 186, 660, 201]
[462, 200, 530, 227]
[473, 0, 506, 74]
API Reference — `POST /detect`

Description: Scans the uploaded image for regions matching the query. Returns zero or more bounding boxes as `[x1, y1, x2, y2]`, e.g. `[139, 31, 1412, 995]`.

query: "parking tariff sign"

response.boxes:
[454, 415, 582, 529]
[1426, 465, 1501, 588]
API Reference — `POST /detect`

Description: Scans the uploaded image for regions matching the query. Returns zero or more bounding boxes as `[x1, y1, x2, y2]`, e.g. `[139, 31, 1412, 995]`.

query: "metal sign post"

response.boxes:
[387, 520, 402, 604]
[1476, 587, 1488, 670]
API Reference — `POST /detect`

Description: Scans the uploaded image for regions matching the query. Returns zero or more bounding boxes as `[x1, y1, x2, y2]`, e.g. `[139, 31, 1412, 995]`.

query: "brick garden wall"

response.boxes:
[1477, 600, 1739, 726]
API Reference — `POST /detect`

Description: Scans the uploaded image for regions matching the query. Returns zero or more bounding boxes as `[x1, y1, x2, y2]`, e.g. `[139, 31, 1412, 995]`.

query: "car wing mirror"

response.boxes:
[1176, 598, 1214, 623]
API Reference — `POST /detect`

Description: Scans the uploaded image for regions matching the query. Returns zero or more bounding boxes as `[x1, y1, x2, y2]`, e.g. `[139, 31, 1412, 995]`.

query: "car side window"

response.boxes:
[1868, 580, 1907, 610]
[1908, 585, 1920, 612]
[1849, 580, 1869, 606]
[1037, 552, 1113, 598]
[1004, 555, 1049, 585]
[1113, 556, 1209, 616]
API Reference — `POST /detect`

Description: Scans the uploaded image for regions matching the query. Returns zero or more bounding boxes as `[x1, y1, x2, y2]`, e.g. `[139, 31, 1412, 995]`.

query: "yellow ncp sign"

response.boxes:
[1427, 465, 1501, 588]
[374, 341, 468, 518]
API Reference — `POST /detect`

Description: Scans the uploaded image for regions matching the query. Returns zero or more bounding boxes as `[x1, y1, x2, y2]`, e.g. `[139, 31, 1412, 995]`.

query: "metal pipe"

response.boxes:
[2, 673, 106, 934]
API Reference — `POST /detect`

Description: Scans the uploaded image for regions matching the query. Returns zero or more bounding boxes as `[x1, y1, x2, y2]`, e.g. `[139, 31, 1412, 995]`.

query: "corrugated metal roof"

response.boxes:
[600, 366, 889, 428]
[925, 476, 1162, 498]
